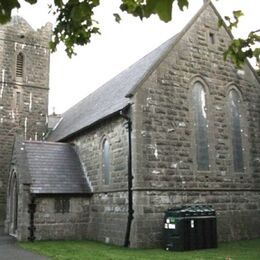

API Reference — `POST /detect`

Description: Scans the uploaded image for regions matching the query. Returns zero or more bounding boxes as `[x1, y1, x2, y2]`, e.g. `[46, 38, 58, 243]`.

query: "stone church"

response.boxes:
[2, 1, 260, 248]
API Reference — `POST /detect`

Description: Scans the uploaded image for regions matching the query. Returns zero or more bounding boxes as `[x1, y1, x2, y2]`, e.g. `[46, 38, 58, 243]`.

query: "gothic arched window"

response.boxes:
[228, 89, 244, 172]
[102, 138, 110, 184]
[16, 52, 24, 78]
[191, 82, 209, 171]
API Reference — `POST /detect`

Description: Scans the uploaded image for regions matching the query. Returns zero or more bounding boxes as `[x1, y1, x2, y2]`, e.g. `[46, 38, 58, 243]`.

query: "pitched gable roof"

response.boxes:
[49, 1, 252, 141]
[18, 141, 91, 194]
[47, 33, 180, 141]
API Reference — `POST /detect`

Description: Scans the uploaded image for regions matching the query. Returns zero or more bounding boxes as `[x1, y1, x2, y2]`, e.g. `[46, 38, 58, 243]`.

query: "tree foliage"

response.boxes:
[0, 0, 259, 68]
[219, 10, 260, 68]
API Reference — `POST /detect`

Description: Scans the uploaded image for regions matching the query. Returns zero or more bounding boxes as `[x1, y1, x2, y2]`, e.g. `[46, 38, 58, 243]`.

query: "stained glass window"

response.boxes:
[102, 139, 110, 184]
[228, 90, 244, 172]
[192, 82, 209, 170]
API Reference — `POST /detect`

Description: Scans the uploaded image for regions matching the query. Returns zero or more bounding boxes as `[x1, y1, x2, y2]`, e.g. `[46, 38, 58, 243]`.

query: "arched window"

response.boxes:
[102, 138, 110, 184]
[228, 89, 244, 172]
[16, 52, 24, 78]
[191, 82, 209, 171]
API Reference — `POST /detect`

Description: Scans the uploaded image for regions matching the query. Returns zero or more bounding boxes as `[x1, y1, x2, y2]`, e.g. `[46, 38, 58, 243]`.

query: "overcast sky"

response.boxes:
[15, 0, 259, 114]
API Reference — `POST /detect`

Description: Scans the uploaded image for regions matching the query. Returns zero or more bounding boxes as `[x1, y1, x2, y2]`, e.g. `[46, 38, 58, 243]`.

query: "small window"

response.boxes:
[191, 82, 210, 171]
[102, 138, 110, 184]
[228, 89, 244, 172]
[16, 53, 24, 78]
[29, 92, 32, 112]
[14, 91, 22, 111]
[16, 92, 21, 106]
[209, 32, 215, 44]
[55, 198, 70, 213]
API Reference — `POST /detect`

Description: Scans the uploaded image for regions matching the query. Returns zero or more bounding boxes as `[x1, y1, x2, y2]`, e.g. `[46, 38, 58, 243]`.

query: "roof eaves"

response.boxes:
[30, 192, 93, 196]
[52, 117, 63, 131]
[59, 106, 130, 142]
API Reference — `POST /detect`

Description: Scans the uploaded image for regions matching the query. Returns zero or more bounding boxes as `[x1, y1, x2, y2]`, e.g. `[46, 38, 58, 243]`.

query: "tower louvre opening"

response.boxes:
[16, 52, 24, 78]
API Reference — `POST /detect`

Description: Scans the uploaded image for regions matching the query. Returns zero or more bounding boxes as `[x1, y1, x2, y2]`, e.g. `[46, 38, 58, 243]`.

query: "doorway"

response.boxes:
[8, 171, 18, 236]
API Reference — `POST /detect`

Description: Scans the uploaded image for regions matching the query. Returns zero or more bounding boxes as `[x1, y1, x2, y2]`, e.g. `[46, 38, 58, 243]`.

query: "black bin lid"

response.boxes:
[165, 205, 215, 217]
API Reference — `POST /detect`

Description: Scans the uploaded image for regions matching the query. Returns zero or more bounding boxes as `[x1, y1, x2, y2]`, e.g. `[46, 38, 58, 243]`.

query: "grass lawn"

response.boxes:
[19, 239, 260, 260]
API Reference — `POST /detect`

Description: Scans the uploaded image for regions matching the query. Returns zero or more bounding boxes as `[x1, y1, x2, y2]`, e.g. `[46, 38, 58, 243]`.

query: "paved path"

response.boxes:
[0, 226, 48, 260]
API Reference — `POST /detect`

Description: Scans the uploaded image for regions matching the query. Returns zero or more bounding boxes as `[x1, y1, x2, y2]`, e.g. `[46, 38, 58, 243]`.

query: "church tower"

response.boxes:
[0, 17, 51, 223]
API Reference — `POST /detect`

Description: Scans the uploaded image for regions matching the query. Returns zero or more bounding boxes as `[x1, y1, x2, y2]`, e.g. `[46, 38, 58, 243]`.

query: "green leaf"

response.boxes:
[144, 0, 158, 17]
[0, 0, 20, 23]
[218, 18, 224, 28]
[24, 0, 37, 4]
[71, 2, 90, 23]
[233, 10, 244, 19]
[224, 16, 230, 22]
[253, 48, 260, 62]
[54, 0, 63, 8]
[155, 0, 174, 22]
[177, 0, 189, 11]
[50, 0, 100, 57]
[113, 13, 121, 23]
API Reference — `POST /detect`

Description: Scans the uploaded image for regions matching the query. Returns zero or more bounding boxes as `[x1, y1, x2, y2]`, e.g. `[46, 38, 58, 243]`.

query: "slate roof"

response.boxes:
[47, 34, 179, 141]
[48, 1, 238, 142]
[19, 141, 91, 194]
[48, 114, 62, 130]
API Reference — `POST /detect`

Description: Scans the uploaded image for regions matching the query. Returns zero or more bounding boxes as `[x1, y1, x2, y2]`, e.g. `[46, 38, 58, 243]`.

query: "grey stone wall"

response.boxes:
[130, 4, 260, 247]
[130, 190, 260, 248]
[0, 18, 51, 223]
[87, 191, 128, 245]
[5, 140, 91, 241]
[33, 196, 90, 240]
[4, 163, 31, 241]
[17, 184, 31, 241]
[71, 116, 129, 245]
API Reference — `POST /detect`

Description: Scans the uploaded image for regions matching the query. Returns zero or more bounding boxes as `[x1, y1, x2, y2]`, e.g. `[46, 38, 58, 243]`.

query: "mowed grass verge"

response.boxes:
[19, 238, 260, 260]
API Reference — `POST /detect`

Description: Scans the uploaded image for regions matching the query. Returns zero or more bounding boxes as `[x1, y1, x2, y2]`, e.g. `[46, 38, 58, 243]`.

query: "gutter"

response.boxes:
[50, 109, 127, 142]
[120, 110, 134, 248]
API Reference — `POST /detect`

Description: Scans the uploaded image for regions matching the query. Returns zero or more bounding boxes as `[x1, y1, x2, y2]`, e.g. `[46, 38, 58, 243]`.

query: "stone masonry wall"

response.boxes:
[130, 4, 260, 247]
[0, 19, 51, 223]
[130, 190, 260, 248]
[17, 183, 31, 241]
[4, 161, 31, 241]
[33, 196, 90, 240]
[70, 116, 129, 245]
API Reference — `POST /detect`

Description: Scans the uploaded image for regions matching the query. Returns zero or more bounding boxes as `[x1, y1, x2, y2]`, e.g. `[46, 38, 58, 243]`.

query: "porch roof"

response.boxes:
[20, 141, 91, 194]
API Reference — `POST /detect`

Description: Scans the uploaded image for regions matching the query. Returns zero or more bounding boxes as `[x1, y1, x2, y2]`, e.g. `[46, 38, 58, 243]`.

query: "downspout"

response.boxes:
[28, 194, 36, 241]
[120, 111, 134, 247]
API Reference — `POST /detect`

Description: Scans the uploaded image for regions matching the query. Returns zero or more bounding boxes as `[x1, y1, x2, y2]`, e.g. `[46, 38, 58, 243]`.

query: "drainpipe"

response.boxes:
[120, 111, 134, 247]
[28, 194, 36, 241]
